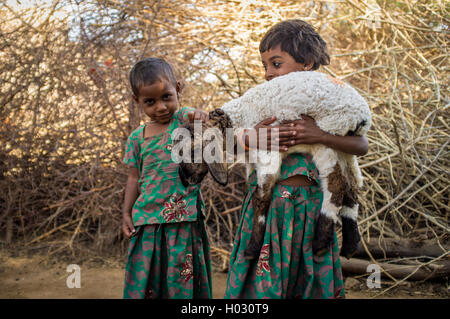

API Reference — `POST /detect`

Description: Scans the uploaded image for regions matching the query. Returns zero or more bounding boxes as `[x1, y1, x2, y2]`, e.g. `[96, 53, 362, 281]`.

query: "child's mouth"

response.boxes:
[157, 113, 172, 122]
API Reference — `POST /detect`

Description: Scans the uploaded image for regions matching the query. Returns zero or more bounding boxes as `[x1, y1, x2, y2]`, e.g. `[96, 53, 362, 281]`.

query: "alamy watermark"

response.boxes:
[171, 123, 279, 165]
[66, 264, 81, 288]
[366, 263, 381, 289]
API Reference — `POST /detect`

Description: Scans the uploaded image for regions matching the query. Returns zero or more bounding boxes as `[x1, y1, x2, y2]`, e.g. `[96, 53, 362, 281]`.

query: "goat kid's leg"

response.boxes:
[312, 187, 339, 256]
[244, 174, 277, 260]
[336, 158, 361, 258]
[312, 148, 342, 256]
[339, 165, 361, 258]
[340, 204, 361, 259]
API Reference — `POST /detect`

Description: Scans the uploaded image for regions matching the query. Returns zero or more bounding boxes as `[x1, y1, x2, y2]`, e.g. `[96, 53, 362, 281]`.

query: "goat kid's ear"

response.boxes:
[207, 162, 228, 186]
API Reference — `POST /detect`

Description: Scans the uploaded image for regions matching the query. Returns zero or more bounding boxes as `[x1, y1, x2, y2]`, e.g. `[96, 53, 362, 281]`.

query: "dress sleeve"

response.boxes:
[123, 128, 141, 169]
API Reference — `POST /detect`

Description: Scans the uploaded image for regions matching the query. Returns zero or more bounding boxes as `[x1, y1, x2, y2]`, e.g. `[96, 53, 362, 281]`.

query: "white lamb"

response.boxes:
[178, 71, 371, 259]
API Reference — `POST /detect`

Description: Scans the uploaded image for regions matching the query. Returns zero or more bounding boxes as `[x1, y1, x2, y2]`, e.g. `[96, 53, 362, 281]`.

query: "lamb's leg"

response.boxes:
[340, 204, 361, 259]
[243, 176, 276, 259]
[243, 149, 280, 258]
[340, 161, 361, 259]
[313, 212, 336, 256]
[312, 148, 343, 256]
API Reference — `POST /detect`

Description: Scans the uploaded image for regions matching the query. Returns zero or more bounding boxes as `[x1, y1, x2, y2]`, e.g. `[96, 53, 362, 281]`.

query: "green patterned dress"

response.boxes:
[122, 107, 212, 299]
[224, 153, 345, 299]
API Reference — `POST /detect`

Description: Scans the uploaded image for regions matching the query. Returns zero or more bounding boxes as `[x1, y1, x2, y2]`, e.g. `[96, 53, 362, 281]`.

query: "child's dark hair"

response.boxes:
[129, 57, 177, 97]
[259, 19, 330, 70]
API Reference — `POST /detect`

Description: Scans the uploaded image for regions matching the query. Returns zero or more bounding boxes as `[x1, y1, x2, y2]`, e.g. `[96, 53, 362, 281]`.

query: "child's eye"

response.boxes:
[162, 94, 172, 100]
[273, 62, 281, 68]
[145, 99, 155, 106]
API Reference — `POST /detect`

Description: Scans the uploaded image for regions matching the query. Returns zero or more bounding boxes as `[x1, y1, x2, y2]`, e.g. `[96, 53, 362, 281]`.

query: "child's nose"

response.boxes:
[156, 101, 168, 112]
[265, 69, 275, 81]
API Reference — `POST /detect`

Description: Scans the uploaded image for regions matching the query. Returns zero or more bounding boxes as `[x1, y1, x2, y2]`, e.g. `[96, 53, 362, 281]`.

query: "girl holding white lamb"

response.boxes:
[223, 20, 369, 299]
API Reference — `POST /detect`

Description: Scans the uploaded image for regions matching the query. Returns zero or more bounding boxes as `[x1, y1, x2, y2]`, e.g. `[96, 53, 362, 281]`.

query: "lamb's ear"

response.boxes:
[203, 125, 228, 185]
[207, 162, 228, 186]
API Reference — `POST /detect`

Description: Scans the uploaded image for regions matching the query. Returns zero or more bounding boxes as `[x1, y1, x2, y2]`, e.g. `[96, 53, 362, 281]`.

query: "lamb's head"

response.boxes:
[177, 108, 233, 188]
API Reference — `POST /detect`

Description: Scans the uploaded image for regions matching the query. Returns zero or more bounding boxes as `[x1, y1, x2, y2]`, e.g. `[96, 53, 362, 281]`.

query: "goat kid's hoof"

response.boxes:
[340, 216, 361, 259]
[243, 252, 258, 260]
[312, 238, 333, 256]
[243, 247, 259, 260]
[243, 249, 259, 260]
[312, 243, 329, 256]
[313, 214, 335, 256]
[340, 235, 360, 259]
[243, 239, 262, 260]
[340, 243, 358, 259]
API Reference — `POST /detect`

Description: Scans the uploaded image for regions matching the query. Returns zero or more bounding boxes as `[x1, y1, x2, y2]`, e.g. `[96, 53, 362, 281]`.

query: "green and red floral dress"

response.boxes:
[122, 107, 212, 299]
[224, 153, 345, 299]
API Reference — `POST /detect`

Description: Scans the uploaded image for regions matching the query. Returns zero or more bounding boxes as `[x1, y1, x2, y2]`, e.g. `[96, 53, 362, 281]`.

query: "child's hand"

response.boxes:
[187, 110, 209, 123]
[122, 213, 136, 238]
[251, 116, 297, 151]
[278, 115, 327, 146]
[280, 115, 369, 155]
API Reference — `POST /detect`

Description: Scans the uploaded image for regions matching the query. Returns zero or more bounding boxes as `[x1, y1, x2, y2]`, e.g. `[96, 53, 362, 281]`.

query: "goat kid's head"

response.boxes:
[177, 108, 232, 188]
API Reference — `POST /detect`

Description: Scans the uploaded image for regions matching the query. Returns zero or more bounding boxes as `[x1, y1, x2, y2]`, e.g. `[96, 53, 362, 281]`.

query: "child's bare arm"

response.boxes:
[122, 167, 139, 238]
[320, 133, 368, 156]
[279, 115, 369, 156]
[244, 116, 297, 151]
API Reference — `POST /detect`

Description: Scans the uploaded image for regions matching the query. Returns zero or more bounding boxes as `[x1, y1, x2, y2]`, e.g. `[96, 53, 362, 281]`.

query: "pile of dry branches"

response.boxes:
[1, 0, 448, 292]
[330, 1, 449, 290]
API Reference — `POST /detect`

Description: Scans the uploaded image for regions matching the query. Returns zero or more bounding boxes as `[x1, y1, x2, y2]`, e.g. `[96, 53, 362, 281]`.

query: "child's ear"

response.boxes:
[132, 94, 139, 103]
[304, 62, 314, 71]
[176, 81, 182, 98]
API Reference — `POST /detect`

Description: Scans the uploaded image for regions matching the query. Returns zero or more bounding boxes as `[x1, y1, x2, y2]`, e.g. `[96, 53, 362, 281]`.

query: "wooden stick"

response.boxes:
[353, 238, 450, 259]
[341, 257, 450, 281]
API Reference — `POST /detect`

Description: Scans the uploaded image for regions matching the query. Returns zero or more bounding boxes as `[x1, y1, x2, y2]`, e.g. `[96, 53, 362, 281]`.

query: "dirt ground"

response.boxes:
[0, 249, 447, 299]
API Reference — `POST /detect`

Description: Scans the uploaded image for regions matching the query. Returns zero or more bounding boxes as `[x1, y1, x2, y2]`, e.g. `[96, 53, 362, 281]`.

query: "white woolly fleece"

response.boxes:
[221, 71, 371, 137]
[219, 71, 371, 223]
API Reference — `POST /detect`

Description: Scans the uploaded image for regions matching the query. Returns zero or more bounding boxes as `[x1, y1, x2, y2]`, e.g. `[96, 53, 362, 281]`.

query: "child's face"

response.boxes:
[134, 78, 180, 124]
[261, 45, 312, 81]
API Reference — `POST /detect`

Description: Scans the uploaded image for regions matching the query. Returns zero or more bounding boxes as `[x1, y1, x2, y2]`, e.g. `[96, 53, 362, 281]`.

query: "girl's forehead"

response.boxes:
[138, 78, 175, 96]
[261, 46, 293, 61]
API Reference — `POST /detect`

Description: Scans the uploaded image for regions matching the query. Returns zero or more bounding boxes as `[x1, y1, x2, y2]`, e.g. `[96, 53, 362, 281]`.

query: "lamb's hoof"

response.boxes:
[313, 214, 335, 256]
[340, 242, 358, 259]
[340, 216, 361, 259]
[243, 240, 261, 260]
